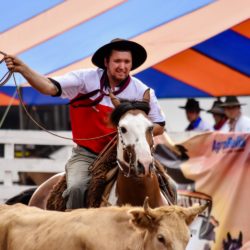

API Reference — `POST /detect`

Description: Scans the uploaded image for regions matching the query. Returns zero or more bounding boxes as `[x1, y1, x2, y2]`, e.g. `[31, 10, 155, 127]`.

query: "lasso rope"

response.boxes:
[0, 89, 17, 128]
[0, 51, 12, 87]
[0, 51, 116, 141]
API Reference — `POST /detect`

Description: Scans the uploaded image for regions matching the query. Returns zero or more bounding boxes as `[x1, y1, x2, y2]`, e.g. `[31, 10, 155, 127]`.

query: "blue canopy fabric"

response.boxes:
[135, 26, 250, 98]
[0, 0, 249, 105]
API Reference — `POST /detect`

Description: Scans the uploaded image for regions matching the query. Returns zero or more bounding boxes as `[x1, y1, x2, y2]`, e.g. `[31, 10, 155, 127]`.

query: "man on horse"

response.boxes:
[4, 39, 166, 209]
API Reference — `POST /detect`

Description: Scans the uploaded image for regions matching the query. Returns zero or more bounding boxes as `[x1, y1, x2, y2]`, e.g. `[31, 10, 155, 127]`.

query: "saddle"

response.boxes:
[46, 139, 118, 210]
[47, 140, 177, 210]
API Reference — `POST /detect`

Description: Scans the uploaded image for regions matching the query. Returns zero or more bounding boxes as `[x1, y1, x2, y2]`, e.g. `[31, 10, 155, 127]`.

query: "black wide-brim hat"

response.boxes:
[207, 100, 225, 115]
[220, 96, 246, 107]
[91, 38, 147, 70]
[179, 98, 204, 112]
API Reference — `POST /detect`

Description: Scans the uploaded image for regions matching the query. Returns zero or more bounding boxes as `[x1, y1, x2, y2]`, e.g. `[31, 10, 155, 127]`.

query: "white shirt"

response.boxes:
[52, 68, 165, 124]
[186, 117, 213, 132]
[220, 114, 250, 132]
[193, 119, 212, 132]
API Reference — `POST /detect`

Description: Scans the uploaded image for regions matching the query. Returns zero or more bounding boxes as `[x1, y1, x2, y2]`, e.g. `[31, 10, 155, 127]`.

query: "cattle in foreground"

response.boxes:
[0, 199, 207, 250]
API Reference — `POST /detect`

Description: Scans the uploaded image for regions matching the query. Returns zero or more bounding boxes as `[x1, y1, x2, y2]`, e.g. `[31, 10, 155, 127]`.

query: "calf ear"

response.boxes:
[129, 209, 156, 229]
[129, 198, 157, 229]
[182, 203, 208, 225]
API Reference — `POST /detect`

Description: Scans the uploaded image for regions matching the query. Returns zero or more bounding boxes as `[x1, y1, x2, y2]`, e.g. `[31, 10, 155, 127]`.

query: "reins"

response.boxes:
[116, 126, 134, 177]
[0, 51, 116, 141]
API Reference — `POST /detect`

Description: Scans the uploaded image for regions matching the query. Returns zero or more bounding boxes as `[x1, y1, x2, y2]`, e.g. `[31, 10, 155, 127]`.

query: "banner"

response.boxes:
[155, 132, 250, 250]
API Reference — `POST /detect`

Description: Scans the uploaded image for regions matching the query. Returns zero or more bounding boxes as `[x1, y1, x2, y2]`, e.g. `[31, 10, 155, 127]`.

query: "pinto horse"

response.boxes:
[29, 90, 177, 210]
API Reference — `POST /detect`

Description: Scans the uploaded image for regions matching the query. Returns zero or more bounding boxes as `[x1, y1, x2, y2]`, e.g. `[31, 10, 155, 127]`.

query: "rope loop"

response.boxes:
[0, 51, 13, 87]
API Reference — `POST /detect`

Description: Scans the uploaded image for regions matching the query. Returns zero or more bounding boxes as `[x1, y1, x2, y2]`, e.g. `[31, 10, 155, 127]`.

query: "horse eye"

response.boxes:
[157, 234, 166, 245]
[120, 127, 127, 133]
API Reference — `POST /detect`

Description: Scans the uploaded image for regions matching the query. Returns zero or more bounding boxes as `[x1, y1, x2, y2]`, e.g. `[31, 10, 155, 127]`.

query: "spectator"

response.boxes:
[179, 98, 212, 131]
[207, 98, 227, 131]
[220, 96, 250, 132]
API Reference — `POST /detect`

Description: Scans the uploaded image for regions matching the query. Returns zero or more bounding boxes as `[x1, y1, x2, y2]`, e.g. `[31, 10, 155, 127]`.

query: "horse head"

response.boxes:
[223, 232, 243, 250]
[110, 90, 155, 177]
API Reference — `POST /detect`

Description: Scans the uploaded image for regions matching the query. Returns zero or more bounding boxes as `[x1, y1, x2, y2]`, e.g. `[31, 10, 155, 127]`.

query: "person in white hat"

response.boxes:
[4, 38, 165, 209]
[219, 96, 250, 132]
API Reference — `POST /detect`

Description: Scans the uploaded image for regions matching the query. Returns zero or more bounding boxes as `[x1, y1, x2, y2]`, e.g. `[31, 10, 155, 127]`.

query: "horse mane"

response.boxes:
[110, 100, 150, 126]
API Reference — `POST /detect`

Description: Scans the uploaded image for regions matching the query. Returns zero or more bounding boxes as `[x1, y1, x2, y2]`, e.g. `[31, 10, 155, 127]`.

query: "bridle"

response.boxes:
[116, 126, 135, 177]
[116, 124, 156, 178]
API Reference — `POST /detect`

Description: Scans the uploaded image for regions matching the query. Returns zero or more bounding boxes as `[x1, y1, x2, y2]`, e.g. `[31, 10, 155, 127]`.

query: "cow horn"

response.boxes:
[109, 91, 120, 107]
[143, 196, 149, 211]
[143, 196, 154, 217]
[142, 89, 150, 103]
[184, 202, 209, 225]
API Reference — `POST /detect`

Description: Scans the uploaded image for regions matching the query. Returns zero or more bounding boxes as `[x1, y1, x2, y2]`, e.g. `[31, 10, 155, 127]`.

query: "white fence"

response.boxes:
[0, 129, 199, 204]
[0, 130, 75, 204]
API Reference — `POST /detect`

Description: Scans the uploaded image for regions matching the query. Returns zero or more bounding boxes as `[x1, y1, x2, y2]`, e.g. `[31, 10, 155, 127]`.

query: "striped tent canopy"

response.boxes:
[0, 0, 249, 105]
[136, 20, 250, 98]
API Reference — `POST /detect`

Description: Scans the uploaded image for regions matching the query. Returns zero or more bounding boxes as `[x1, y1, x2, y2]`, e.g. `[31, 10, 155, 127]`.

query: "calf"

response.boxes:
[0, 199, 207, 250]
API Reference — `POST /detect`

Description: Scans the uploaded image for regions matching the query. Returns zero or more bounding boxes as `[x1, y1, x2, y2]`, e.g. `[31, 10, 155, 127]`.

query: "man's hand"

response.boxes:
[4, 54, 26, 73]
[3, 54, 57, 96]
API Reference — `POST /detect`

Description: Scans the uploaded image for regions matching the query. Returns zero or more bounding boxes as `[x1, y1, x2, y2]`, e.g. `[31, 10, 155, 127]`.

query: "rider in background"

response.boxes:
[4, 38, 165, 209]
[179, 98, 212, 132]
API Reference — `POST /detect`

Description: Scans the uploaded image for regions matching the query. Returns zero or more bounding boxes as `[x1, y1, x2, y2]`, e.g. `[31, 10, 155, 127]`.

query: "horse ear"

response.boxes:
[238, 231, 243, 244]
[109, 91, 120, 107]
[227, 232, 232, 241]
[142, 89, 150, 103]
[181, 203, 208, 225]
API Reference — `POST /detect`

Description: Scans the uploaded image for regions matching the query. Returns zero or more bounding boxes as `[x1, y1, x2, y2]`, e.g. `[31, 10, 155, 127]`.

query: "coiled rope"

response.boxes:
[0, 51, 116, 141]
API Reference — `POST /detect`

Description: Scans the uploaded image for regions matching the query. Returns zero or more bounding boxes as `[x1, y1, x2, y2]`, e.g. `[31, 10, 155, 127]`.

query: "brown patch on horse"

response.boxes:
[123, 145, 136, 165]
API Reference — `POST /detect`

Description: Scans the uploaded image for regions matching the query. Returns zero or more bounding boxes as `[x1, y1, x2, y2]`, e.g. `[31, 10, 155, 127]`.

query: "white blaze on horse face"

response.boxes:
[117, 113, 153, 175]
